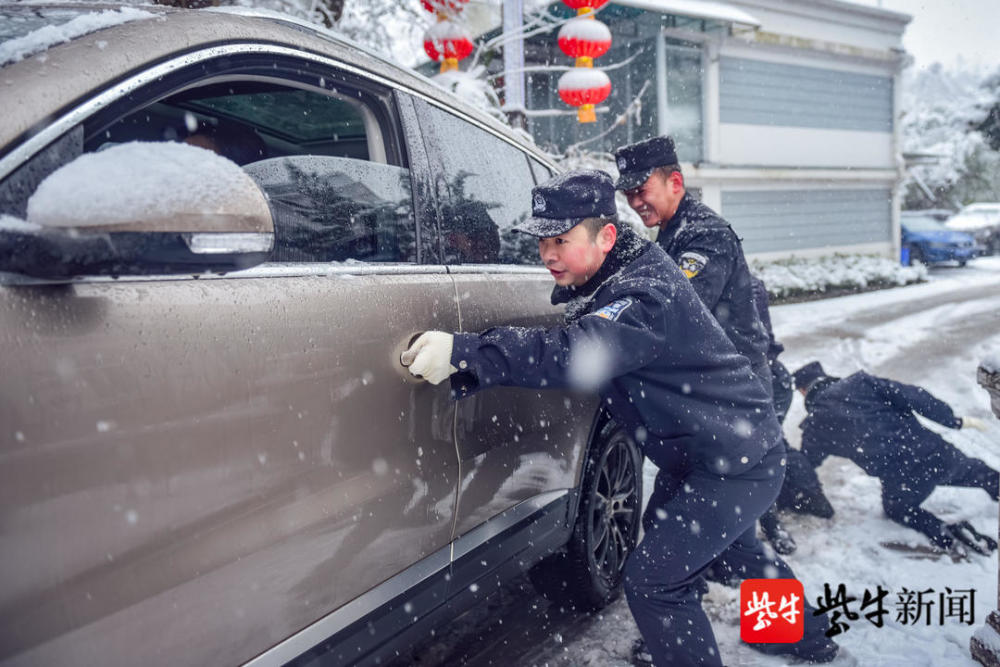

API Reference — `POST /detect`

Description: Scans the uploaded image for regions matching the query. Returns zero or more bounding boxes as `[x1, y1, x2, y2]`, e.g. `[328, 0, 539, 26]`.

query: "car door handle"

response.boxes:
[396, 333, 426, 383]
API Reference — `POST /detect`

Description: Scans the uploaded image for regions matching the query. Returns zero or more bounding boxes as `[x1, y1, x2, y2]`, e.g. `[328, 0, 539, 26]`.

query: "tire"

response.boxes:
[909, 246, 925, 265]
[529, 421, 643, 611]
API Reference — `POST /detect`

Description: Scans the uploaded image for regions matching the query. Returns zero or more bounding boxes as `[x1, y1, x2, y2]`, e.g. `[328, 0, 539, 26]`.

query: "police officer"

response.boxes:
[402, 170, 837, 666]
[794, 361, 997, 555]
[614, 136, 770, 388]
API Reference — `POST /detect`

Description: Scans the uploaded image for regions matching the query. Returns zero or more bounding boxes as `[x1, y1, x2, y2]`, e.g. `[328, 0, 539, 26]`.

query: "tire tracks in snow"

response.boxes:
[779, 282, 1000, 382]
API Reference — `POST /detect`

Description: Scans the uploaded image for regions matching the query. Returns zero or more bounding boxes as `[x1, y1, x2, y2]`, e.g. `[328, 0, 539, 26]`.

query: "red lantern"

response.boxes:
[557, 69, 611, 123]
[421, 0, 470, 14]
[558, 16, 611, 66]
[561, 0, 610, 15]
[424, 20, 474, 73]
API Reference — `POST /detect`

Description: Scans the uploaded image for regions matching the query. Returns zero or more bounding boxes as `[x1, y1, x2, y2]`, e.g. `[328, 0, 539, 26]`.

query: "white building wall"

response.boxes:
[724, 0, 911, 53]
[718, 125, 894, 168]
[691, 0, 909, 259]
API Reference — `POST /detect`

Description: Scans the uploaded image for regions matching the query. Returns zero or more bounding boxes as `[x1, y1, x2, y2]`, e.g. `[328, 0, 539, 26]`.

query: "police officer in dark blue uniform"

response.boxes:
[794, 361, 997, 555]
[614, 136, 771, 389]
[403, 170, 836, 666]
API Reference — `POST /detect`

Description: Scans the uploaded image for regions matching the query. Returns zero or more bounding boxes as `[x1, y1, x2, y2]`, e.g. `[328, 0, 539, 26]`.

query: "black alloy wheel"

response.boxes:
[529, 421, 642, 611]
[586, 428, 640, 588]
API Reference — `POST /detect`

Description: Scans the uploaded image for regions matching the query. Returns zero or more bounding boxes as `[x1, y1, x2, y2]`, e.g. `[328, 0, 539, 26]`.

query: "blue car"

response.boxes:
[901, 211, 979, 266]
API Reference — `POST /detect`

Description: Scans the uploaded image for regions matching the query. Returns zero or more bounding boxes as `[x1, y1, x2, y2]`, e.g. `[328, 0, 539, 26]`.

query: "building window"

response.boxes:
[722, 188, 892, 254]
[720, 57, 893, 132]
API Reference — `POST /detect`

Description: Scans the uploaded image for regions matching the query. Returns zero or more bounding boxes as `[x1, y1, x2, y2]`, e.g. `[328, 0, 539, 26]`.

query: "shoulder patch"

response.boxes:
[678, 251, 708, 278]
[590, 297, 635, 321]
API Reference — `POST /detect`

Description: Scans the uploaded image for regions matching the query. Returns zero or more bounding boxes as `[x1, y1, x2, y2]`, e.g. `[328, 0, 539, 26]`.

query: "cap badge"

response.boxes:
[533, 193, 546, 213]
[617, 157, 627, 170]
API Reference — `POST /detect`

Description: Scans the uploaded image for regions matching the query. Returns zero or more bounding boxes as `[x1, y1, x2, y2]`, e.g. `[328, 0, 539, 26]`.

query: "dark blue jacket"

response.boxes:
[449, 226, 782, 476]
[800, 371, 964, 482]
[657, 193, 771, 388]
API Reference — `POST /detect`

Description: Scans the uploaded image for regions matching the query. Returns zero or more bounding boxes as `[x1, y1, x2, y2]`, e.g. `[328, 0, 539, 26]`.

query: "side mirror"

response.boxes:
[0, 142, 274, 279]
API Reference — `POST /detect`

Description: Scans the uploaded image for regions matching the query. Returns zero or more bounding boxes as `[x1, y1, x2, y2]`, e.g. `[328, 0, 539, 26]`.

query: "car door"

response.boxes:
[404, 96, 598, 540]
[0, 49, 460, 667]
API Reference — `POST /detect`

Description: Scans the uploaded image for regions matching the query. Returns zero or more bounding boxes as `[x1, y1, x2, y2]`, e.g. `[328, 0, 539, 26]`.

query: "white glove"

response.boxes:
[401, 331, 456, 385]
[961, 416, 990, 432]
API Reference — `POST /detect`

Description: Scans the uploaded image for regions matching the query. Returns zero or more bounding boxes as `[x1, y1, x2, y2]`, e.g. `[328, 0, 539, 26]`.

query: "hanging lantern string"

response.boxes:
[558, 0, 612, 122]
[421, 0, 474, 74]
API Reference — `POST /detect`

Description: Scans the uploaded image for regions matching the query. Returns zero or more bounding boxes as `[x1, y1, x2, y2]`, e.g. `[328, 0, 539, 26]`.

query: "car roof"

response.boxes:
[961, 202, 1000, 213]
[900, 210, 951, 217]
[0, 3, 551, 166]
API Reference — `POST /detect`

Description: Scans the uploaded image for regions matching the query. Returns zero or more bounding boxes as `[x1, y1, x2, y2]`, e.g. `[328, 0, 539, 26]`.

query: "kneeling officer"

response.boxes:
[402, 170, 836, 666]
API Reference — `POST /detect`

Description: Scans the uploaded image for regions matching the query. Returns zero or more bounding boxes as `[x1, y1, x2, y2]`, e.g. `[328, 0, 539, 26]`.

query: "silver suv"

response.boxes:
[0, 5, 642, 666]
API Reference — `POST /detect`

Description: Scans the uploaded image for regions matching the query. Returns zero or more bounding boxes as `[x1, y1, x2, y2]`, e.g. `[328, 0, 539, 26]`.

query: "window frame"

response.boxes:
[5, 47, 429, 265]
[80, 55, 406, 168]
[405, 96, 550, 268]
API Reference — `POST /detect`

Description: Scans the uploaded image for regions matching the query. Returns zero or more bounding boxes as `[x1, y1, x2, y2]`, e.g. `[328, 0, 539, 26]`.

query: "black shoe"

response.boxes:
[631, 638, 654, 667]
[768, 531, 798, 555]
[790, 493, 835, 519]
[748, 635, 839, 664]
[761, 515, 798, 555]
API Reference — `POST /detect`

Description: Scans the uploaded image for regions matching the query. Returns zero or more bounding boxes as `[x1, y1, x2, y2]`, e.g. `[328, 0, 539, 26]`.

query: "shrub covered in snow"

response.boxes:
[982, 351, 1000, 374]
[751, 254, 927, 301]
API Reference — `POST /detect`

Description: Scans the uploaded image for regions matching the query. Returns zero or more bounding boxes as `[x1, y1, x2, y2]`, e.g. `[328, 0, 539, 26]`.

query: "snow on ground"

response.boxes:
[752, 254, 927, 300]
[547, 257, 1000, 667]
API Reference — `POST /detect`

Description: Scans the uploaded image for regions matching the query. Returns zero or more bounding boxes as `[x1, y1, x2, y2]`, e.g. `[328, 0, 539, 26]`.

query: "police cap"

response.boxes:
[514, 169, 617, 237]
[613, 135, 678, 191]
[793, 361, 828, 391]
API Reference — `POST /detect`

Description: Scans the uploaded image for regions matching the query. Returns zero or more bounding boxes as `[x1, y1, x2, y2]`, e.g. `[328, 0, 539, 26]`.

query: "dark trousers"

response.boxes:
[882, 448, 999, 541]
[624, 443, 828, 666]
[775, 445, 834, 517]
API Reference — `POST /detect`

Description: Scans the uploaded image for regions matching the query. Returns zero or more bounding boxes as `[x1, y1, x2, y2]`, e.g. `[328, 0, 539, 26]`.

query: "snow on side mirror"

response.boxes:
[0, 142, 274, 279]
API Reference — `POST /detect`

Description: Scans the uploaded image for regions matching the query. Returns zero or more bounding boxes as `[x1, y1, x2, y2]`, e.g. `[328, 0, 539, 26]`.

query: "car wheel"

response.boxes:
[909, 246, 925, 265]
[958, 259, 968, 267]
[529, 421, 642, 611]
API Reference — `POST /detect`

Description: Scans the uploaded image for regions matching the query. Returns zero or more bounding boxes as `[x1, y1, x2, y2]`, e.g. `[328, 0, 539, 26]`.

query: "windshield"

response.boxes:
[901, 214, 946, 232]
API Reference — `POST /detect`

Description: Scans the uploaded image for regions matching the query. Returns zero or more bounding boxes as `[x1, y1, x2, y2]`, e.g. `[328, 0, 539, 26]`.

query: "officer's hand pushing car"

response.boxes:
[402, 170, 839, 666]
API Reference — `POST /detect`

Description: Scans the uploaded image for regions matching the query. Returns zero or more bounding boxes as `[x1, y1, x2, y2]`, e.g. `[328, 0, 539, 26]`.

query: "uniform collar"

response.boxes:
[550, 224, 648, 306]
[658, 191, 695, 246]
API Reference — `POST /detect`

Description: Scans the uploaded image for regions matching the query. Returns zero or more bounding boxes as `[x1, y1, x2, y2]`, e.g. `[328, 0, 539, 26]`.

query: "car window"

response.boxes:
[83, 70, 414, 263]
[0, 56, 417, 264]
[902, 215, 945, 232]
[245, 156, 413, 262]
[411, 98, 539, 266]
[0, 128, 83, 220]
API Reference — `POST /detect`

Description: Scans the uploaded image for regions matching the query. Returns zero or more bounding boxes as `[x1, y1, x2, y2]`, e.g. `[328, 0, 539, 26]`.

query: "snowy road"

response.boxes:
[403, 257, 1000, 667]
